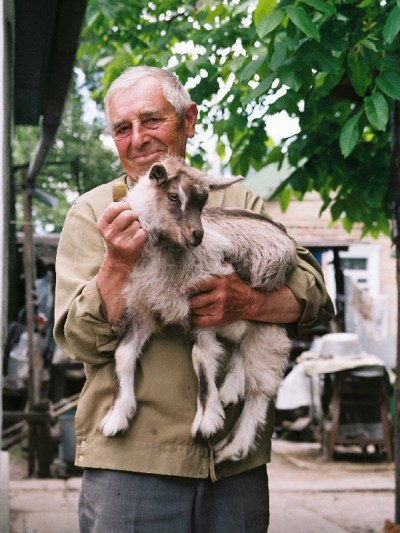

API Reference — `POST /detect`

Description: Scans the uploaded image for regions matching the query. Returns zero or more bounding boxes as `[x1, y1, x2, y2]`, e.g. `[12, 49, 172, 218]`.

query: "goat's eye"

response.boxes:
[167, 193, 179, 202]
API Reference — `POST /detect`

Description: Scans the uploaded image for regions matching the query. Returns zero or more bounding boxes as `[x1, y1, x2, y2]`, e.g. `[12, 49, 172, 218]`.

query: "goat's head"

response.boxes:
[134, 156, 243, 249]
[149, 157, 242, 248]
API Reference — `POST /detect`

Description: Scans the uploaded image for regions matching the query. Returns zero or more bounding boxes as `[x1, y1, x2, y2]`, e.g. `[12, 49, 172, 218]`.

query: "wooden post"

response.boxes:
[21, 169, 42, 476]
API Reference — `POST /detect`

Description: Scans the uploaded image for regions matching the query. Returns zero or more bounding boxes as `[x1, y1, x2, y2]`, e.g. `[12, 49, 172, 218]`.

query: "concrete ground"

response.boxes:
[268, 440, 395, 533]
[7, 439, 396, 533]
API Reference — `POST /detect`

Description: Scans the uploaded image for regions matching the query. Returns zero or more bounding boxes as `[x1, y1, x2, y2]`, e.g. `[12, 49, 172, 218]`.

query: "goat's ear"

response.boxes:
[206, 175, 244, 191]
[149, 163, 168, 185]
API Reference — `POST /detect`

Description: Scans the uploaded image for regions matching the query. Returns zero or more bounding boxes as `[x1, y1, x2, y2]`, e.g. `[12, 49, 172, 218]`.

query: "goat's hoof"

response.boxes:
[215, 448, 245, 464]
[218, 377, 245, 406]
[219, 388, 243, 407]
[192, 403, 225, 439]
[99, 411, 131, 437]
[214, 435, 249, 464]
[214, 443, 246, 464]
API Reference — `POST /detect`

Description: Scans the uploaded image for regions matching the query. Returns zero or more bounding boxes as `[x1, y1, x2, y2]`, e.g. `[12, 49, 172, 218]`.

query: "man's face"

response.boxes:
[108, 77, 198, 180]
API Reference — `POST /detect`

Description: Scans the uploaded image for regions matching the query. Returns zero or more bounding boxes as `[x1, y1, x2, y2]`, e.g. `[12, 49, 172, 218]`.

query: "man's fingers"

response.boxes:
[190, 276, 219, 297]
[190, 291, 213, 311]
[98, 203, 139, 233]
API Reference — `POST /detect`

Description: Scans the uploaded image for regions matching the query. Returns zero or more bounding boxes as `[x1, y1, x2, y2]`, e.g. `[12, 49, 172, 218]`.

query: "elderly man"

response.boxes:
[54, 66, 334, 532]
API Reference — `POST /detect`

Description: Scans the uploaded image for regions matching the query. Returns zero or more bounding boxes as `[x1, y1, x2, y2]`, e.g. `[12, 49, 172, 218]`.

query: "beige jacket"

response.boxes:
[54, 176, 334, 481]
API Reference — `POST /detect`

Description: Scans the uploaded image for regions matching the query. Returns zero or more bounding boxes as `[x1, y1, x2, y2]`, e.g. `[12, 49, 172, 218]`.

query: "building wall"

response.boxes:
[265, 193, 397, 366]
[1, 0, 14, 530]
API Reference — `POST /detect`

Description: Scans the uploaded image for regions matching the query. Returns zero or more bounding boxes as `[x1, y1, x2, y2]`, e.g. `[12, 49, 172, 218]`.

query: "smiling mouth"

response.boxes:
[133, 150, 164, 161]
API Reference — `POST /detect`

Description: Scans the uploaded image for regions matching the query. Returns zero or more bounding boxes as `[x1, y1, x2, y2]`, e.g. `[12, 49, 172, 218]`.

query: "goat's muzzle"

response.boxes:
[191, 229, 204, 247]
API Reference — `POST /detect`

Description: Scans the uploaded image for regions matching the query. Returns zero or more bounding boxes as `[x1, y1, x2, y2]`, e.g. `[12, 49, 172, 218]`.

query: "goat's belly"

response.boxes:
[156, 299, 191, 325]
[126, 280, 190, 325]
[216, 321, 248, 342]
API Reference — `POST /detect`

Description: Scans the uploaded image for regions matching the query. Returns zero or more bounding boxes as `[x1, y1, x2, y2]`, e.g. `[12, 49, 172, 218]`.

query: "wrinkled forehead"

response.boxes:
[108, 80, 176, 122]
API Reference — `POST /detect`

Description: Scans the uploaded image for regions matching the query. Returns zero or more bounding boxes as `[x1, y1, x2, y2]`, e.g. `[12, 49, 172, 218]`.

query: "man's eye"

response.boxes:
[114, 124, 131, 137]
[167, 193, 179, 202]
[144, 117, 162, 129]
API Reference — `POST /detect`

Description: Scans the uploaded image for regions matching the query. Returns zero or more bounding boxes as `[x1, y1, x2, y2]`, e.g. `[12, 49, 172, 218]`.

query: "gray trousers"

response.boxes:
[79, 466, 269, 533]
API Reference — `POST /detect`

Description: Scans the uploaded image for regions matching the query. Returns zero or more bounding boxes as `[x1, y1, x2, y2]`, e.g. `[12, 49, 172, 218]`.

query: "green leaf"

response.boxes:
[204, 4, 227, 24]
[364, 93, 389, 131]
[286, 6, 320, 41]
[301, 41, 342, 74]
[382, 53, 400, 74]
[299, 0, 336, 15]
[279, 186, 293, 212]
[383, 6, 400, 45]
[339, 111, 362, 158]
[290, 168, 310, 193]
[270, 41, 286, 70]
[376, 72, 400, 100]
[279, 67, 303, 91]
[342, 217, 353, 233]
[254, 0, 277, 26]
[348, 55, 371, 96]
[238, 55, 267, 83]
[360, 39, 378, 53]
[255, 9, 284, 39]
[331, 199, 346, 221]
[266, 146, 284, 165]
[243, 73, 276, 105]
[216, 140, 226, 159]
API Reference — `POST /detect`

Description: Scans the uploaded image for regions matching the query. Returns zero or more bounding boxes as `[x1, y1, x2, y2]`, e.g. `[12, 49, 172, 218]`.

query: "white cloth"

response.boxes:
[276, 364, 312, 410]
[298, 352, 385, 377]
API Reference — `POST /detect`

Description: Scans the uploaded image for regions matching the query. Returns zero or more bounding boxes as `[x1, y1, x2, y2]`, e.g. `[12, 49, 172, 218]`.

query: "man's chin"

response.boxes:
[125, 152, 166, 178]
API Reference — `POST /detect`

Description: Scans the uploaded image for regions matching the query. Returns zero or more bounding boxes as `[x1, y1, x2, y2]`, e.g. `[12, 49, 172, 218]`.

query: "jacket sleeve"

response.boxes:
[53, 199, 119, 365]
[241, 185, 336, 334]
[284, 247, 335, 335]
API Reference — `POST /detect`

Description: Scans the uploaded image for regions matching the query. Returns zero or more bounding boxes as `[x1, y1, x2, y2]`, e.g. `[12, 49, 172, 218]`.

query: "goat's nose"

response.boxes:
[192, 229, 204, 246]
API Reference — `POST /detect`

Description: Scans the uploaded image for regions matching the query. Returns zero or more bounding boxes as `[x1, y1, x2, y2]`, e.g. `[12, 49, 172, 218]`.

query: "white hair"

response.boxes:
[104, 66, 192, 127]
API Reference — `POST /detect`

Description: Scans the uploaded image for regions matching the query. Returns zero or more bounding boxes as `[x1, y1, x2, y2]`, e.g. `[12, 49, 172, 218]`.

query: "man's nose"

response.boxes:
[129, 121, 149, 148]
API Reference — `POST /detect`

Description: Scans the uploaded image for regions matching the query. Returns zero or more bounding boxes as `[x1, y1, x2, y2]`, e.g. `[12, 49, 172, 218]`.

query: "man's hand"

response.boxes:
[97, 201, 147, 270]
[96, 201, 147, 325]
[189, 273, 262, 328]
[189, 273, 303, 328]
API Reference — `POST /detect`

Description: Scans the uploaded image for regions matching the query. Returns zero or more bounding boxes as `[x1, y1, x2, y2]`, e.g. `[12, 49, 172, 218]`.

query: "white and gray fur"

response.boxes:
[99, 156, 298, 463]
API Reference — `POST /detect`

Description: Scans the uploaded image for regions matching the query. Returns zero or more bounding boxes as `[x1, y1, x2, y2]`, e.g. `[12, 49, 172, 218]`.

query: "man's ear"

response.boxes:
[185, 103, 198, 139]
[149, 163, 168, 185]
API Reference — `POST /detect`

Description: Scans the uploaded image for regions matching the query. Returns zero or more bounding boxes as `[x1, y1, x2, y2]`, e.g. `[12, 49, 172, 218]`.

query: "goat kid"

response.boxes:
[99, 157, 297, 463]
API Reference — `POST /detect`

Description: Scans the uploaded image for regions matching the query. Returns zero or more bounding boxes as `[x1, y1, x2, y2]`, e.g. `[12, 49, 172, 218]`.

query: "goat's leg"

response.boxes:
[214, 392, 269, 463]
[100, 322, 152, 437]
[191, 329, 226, 439]
[218, 349, 245, 406]
[214, 325, 290, 462]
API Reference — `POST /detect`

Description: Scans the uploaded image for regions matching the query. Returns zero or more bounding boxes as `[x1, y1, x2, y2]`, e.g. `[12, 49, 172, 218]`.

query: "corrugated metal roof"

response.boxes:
[14, 0, 88, 126]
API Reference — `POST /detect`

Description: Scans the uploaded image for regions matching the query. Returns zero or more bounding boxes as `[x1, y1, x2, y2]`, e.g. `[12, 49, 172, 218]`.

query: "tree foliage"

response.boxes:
[12, 73, 121, 232]
[78, 0, 400, 237]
